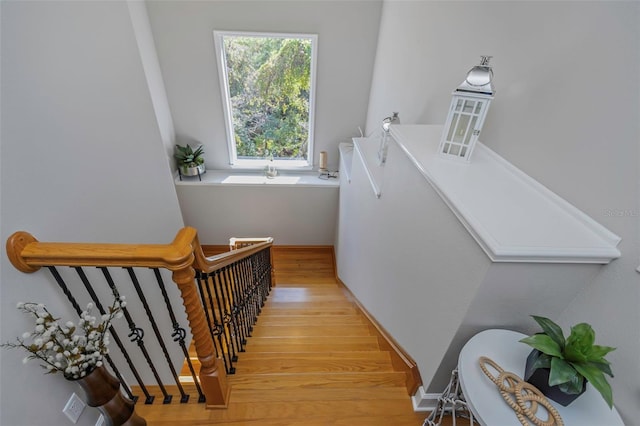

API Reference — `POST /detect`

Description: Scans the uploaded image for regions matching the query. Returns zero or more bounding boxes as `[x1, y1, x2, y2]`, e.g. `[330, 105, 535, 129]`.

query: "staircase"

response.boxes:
[134, 247, 427, 425]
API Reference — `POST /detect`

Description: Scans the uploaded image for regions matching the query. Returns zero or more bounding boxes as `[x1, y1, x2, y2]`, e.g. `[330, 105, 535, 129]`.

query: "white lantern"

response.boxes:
[439, 56, 495, 162]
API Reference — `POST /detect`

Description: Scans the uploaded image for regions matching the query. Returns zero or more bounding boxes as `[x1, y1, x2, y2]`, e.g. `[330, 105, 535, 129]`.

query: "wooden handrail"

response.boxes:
[192, 233, 273, 273]
[6, 227, 198, 272]
[5, 226, 275, 410]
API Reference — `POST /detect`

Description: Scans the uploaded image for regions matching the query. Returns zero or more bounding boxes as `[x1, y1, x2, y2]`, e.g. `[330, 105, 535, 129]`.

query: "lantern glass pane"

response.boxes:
[447, 113, 459, 141]
[454, 114, 471, 143]
[455, 99, 463, 111]
[443, 143, 451, 154]
[475, 101, 483, 114]
[450, 144, 461, 156]
[464, 116, 478, 145]
[463, 100, 474, 113]
[461, 146, 468, 157]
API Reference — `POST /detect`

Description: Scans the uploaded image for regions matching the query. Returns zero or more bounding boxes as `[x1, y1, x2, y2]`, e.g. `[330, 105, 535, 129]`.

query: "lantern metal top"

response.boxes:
[456, 56, 495, 96]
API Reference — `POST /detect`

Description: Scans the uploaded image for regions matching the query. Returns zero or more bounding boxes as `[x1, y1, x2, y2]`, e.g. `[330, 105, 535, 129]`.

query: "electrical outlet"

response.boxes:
[63, 392, 86, 424]
[95, 414, 105, 426]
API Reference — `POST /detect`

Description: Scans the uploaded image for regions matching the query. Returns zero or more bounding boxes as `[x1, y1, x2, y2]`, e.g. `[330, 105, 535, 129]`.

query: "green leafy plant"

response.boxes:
[174, 144, 204, 168]
[520, 315, 615, 408]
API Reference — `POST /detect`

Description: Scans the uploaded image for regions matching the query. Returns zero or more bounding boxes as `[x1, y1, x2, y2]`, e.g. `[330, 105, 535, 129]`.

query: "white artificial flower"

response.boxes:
[21, 332, 31, 339]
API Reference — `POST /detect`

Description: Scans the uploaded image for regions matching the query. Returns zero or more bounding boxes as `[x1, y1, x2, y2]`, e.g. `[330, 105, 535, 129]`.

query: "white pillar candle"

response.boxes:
[319, 151, 327, 170]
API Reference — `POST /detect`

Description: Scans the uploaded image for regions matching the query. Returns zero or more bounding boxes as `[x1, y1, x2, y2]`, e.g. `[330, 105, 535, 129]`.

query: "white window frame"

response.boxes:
[214, 30, 318, 170]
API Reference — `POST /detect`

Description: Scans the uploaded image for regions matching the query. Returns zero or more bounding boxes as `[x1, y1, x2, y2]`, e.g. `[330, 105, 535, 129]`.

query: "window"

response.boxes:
[214, 31, 318, 169]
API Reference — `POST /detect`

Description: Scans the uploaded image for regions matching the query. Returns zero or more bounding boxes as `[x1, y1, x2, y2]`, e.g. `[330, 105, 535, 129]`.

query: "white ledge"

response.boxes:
[390, 124, 621, 264]
[175, 170, 339, 188]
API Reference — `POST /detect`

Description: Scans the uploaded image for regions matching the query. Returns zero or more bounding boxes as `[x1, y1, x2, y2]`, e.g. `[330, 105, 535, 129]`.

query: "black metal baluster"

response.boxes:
[243, 257, 258, 330]
[211, 269, 239, 365]
[222, 266, 244, 353]
[238, 258, 256, 332]
[195, 271, 233, 375]
[209, 272, 236, 373]
[126, 268, 189, 404]
[253, 252, 266, 309]
[47, 267, 137, 402]
[153, 268, 205, 403]
[229, 261, 249, 346]
[99, 268, 172, 404]
[74, 267, 154, 404]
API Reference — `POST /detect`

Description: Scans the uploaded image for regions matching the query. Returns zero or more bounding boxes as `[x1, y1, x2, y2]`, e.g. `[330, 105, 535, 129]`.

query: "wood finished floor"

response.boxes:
[134, 247, 463, 425]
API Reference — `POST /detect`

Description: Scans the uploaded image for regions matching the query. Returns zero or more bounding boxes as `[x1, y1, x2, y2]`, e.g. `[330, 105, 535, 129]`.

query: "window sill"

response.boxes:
[174, 170, 339, 188]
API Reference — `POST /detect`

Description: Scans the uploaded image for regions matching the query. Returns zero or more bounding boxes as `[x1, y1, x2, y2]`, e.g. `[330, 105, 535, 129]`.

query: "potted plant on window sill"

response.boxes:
[175, 144, 205, 177]
[519, 315, 615, 408]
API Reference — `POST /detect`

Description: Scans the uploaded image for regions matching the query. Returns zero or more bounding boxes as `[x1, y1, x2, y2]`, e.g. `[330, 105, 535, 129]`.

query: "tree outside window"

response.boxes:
[215, 32, 317, 168]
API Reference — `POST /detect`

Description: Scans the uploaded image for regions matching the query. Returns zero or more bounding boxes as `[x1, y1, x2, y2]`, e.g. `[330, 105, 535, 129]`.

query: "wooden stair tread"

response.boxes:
[257, 306, 359, 315]
[250, 324, 373, 337]
[235, 351, 391, 361]
[228, 371, 409, 389]
[189, 336, 381, 355]
[241, 337, 381, 353]
[256, 314, 366, 325]
[140, 399, 421, 423]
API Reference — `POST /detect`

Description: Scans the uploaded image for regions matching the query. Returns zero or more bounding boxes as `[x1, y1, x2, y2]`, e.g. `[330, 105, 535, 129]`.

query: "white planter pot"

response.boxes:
[180, 163, 205, 176]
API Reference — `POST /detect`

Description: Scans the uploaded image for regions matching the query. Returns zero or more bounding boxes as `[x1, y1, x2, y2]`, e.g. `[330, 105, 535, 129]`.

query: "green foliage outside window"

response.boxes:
[223, 36, 312, 160]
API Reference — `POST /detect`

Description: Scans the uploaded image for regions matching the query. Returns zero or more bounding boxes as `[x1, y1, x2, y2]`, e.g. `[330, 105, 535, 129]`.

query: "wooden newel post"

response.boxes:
[172, 266, 230, 408]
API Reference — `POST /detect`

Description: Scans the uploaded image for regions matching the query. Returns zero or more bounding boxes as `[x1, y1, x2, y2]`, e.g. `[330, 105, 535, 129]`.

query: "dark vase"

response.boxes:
[524, 349, 587, 406]
[73, 366, 146, 426]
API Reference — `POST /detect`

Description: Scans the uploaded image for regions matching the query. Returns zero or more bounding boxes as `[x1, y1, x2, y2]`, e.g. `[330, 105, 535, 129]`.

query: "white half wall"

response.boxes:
[176, 183, 339, 245]
[365, 1, 639, 422]
[1, 2, 185, 425]
[145, 0, 382, 173]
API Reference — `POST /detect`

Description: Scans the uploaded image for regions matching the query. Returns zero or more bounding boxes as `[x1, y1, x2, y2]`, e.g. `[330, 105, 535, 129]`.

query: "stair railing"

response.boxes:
[6, 227, 274, 411]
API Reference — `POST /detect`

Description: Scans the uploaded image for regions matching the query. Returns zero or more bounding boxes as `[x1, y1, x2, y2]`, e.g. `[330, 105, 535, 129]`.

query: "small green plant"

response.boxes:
[174, 144, 204, 168]
[520, 315, 615, 408]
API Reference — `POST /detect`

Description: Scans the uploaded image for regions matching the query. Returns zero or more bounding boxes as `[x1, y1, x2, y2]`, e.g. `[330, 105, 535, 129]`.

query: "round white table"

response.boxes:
[457, 329, 624, 426]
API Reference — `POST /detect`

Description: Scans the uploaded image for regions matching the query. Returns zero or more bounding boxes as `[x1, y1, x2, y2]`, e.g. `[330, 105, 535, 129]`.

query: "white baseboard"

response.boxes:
[411, 386, 441, 412]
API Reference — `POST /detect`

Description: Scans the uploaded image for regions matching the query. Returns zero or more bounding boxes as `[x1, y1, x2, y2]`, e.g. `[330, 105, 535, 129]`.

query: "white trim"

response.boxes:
[411, 386, 441, 412]
[213, 30, 318, 169]
[174, 170, 339, 188]
[338, 142, 354, 183]
[353, 137, 383, 198]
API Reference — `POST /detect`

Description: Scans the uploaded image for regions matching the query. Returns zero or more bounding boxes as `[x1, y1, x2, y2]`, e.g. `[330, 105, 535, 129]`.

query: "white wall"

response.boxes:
[1, 2, 185, 425]
[365, 1, 639, 422]
[337, 137, 492, 387]
[176, 184, 339, 245]
[145, 0, 382, 173]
